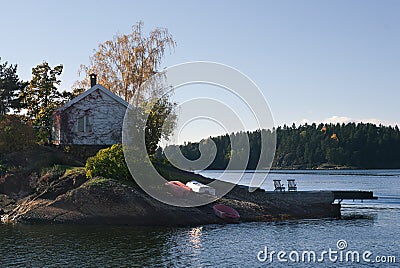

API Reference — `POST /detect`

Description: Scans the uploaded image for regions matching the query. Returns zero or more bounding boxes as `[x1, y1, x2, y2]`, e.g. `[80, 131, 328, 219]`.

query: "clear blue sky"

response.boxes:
[2, 0, 399, 140]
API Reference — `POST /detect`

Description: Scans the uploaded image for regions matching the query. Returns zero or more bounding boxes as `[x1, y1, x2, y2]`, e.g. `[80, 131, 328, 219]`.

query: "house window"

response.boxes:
[77, 115, 92, 133]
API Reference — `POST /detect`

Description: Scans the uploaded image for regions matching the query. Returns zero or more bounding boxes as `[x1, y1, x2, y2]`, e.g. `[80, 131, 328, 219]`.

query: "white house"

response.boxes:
[52, 75, 129, 145]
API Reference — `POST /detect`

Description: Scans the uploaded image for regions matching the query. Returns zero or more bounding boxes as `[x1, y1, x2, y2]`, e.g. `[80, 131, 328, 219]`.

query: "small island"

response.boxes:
[1, 140, 377, 226]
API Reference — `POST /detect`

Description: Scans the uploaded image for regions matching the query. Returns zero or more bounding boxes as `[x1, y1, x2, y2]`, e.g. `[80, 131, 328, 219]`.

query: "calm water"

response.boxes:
[1, 170, 399, 267]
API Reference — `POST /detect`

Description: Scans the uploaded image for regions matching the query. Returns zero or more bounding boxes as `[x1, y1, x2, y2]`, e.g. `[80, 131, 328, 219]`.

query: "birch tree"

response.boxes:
[75, 21, 176, 103]
[76, 22, 177, 155]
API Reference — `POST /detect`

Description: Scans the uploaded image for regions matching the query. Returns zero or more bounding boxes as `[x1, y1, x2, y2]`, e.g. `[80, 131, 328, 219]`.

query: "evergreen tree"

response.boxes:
[171, 122, 400, 169]
[0, 58, 26, 115]
[21, 62, 63, 143]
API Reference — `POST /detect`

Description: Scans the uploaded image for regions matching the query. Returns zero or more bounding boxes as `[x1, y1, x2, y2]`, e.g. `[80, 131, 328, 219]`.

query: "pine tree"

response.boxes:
[21, 62, 63, 143]
[0, 58, 26, 115]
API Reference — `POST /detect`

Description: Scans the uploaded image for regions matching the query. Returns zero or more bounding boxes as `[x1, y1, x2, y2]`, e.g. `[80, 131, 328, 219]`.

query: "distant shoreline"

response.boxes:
[201, 167, 400, 171]
[199, 168, 400, 177]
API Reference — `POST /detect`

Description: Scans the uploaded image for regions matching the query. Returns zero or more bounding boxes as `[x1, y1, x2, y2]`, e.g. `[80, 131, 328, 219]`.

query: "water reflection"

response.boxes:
[189, 227, 203, 250]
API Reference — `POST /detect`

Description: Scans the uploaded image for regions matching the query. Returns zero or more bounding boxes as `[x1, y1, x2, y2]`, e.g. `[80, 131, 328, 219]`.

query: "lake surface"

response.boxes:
[1, 170, 399, 267]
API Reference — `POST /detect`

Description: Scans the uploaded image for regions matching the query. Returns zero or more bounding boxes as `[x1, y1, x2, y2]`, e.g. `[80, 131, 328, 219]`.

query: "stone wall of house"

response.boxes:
[59, 89, 127, 145]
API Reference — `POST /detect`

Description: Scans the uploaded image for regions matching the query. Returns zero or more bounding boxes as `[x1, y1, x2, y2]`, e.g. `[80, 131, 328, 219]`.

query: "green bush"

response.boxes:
[0, 115, 35, 154]
[85, 144, 131, 180]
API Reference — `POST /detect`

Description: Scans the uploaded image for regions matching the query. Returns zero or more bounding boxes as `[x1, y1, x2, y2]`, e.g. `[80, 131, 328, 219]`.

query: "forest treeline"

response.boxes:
[163, 123, 400, 169]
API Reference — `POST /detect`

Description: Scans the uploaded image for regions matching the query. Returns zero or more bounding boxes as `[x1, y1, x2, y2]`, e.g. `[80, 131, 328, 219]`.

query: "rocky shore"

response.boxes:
[0, 167, 339, 226]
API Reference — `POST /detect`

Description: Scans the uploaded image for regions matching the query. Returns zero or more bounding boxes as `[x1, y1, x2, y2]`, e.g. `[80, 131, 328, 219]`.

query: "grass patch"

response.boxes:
[64, 166, 85, 177]
[85, 177, 113, 189]
[40, 165, 67, 178]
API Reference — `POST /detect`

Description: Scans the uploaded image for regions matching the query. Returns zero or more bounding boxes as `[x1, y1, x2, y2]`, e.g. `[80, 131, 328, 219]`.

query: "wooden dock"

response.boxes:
[332, 190, 378, 203]
[244, 189, 378, 219]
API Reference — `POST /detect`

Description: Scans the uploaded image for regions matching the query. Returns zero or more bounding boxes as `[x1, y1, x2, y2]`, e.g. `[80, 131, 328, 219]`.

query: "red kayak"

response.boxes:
[213, 204, 240, 222]
[165, 181, 192, 197]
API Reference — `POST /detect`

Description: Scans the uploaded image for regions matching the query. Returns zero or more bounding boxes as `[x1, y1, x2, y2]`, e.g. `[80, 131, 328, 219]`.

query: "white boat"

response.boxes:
[186, 180, 216, 196]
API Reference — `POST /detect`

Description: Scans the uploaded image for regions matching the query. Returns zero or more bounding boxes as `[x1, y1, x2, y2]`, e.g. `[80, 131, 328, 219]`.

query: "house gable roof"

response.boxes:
[58, 84, 129, 112]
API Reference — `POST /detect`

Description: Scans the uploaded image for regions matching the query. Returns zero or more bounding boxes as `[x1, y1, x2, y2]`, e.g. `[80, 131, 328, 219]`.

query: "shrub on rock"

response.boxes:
[85, 144, 131, 181]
